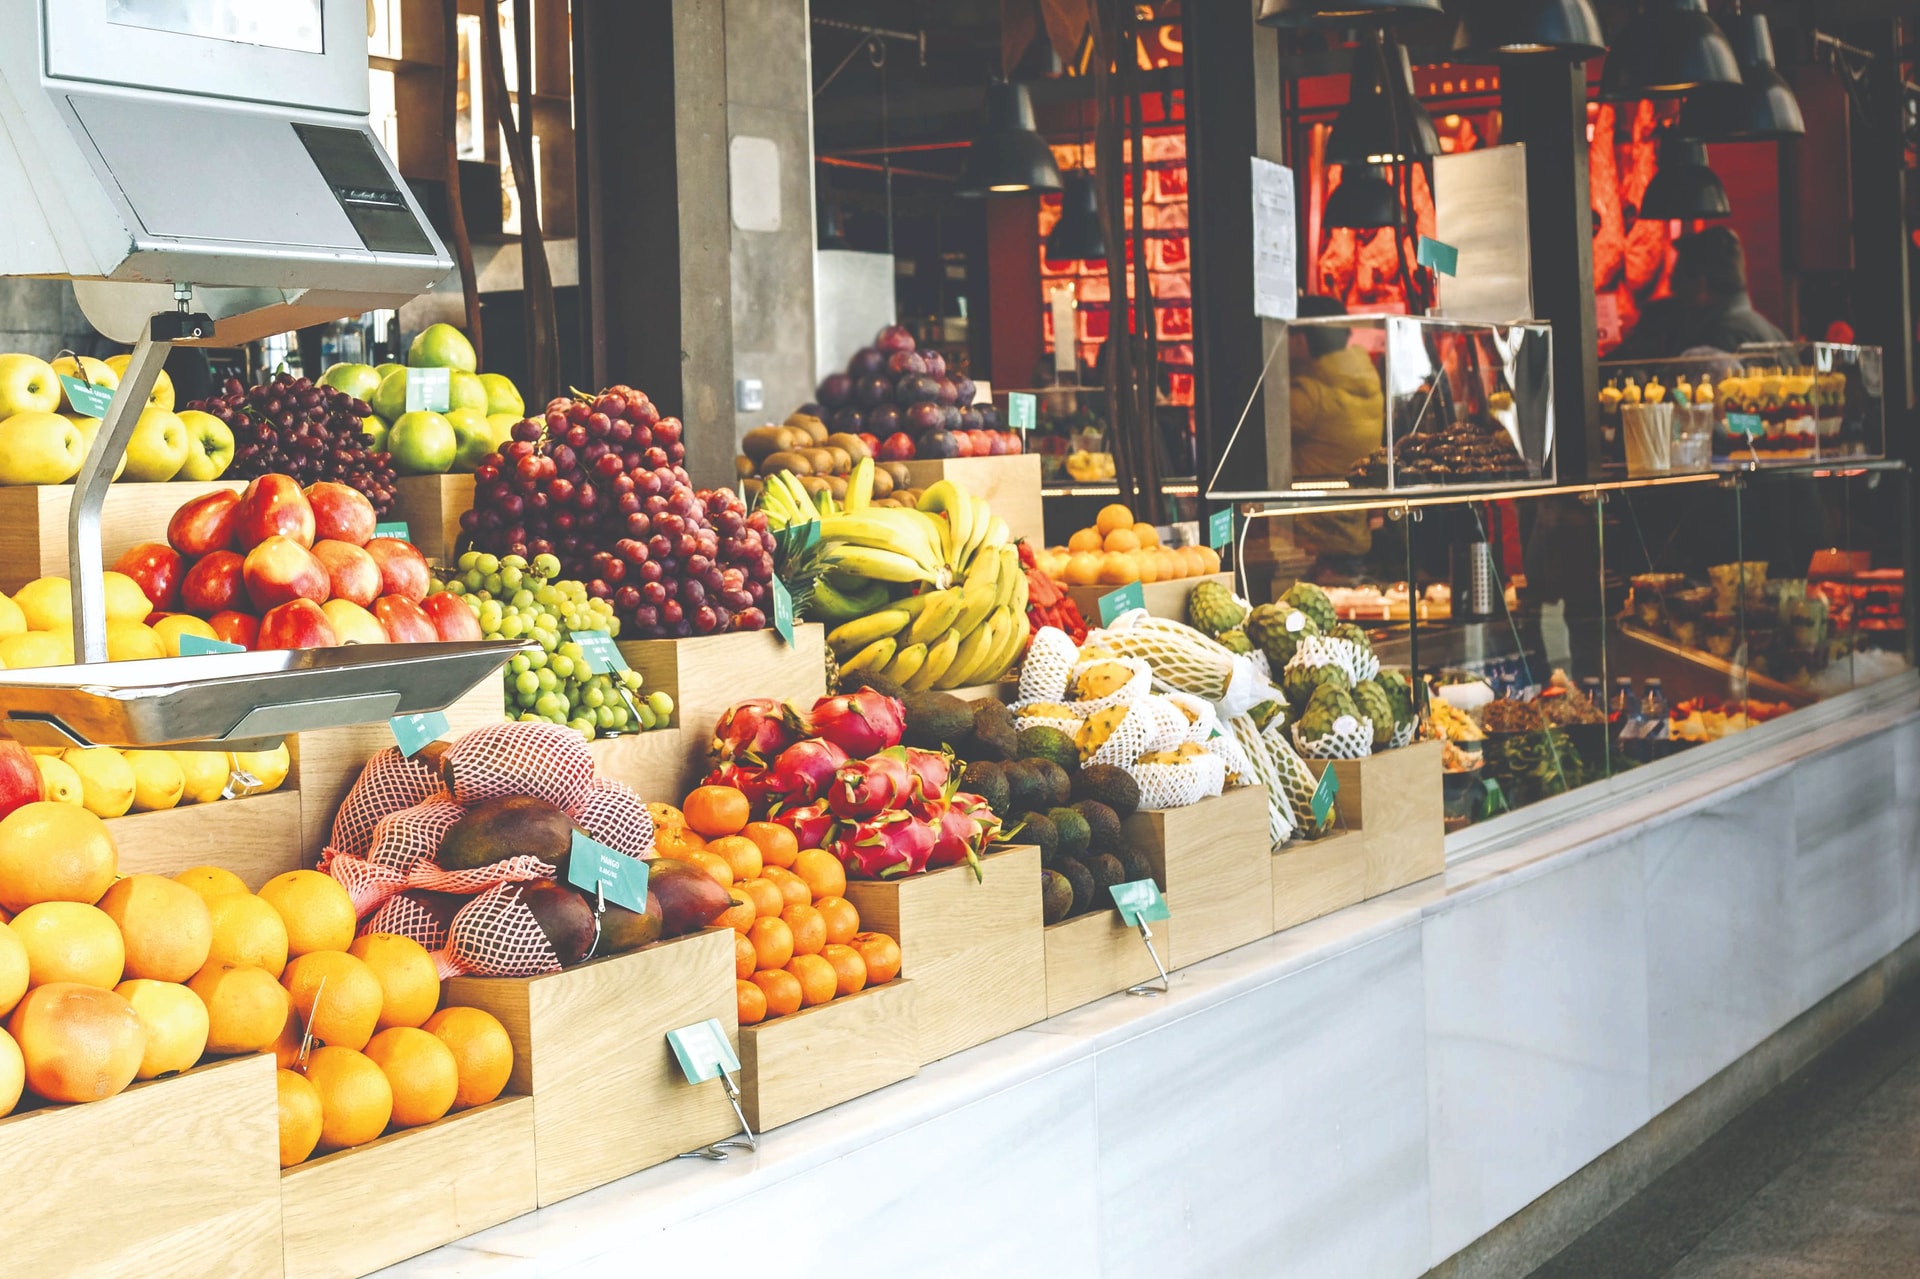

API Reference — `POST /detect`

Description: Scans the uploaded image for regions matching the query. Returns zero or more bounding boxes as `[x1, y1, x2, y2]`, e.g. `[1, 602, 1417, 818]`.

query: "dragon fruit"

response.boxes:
[763, 738, 849, 811]
[829, 752, 911, 821]
[925, 791, 1002, 880]
[775, 798, 837, 850]
[709, 698, 806, 766]
[700, 759, 780, 816]
[831, 810, 938, 880]
[899, 747, 952, 808]
[810, 690, 906, 757]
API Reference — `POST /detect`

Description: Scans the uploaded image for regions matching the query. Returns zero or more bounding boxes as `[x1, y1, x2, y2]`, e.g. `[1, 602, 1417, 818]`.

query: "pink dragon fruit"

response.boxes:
[700, 759, 781, 816]
[926, 791, 1002, 880]
[809, 690, 906, 757]
[775, 798, 837, 850]
[829, 752, 912, 821]
[763, 738, 849, 810]
[831, 810, 938, 880]
[899, 747, 952, 808]
[709, 698, 806, 766]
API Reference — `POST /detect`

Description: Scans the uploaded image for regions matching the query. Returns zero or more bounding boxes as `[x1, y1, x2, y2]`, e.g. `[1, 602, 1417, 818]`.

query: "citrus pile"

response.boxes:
[649, 784, 901, 1026]
[1034, 503, 1221, 588]
[28, 739, 288, 817]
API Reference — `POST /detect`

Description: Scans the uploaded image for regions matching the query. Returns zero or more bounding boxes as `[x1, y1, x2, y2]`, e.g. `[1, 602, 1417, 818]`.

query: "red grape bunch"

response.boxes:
[463, 385, 777, 638]
[185, 373, 398, 514]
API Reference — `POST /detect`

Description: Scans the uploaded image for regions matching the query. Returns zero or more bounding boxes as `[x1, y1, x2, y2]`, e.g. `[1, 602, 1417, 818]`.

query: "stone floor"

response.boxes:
[1529, 982, 1920, 1279]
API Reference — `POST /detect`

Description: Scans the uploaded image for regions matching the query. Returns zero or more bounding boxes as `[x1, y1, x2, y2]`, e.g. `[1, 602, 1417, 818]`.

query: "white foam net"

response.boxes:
[1225, 715, 1298, 844]
[1019, 627, 1081, 704]
[1067, 655, 1153, 715]
[1293, 713, 1375, 761]
[1285, 634, 1379, 689]
[1161, 692, 1217, 743]
[1138, 696, 1194, 754]
[1086, 613, 1237, 703]
[1133, 760, 1209, 809]
[1088, 698, 1159, 769]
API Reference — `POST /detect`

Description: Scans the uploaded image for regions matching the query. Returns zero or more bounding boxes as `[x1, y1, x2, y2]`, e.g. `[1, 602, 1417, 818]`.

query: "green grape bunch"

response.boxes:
[428, 551, 675, 741]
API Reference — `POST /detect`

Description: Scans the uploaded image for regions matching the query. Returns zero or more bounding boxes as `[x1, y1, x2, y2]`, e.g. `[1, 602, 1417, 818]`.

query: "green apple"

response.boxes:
[122, 407, 188, 481]
[375, 362, 406, 383]
[319, 362, 382, 403]
[50, 355, 118, 412]
[389, 409, 457, 475]
[477, 373, 525, 418]
[0, 411, 84, 484]
[446, 407, 496, 471]
[369, 367, 408, 423]
[64, 415, 126, 480]
[105, 355, 173, 411]
[0, 354, 62, 419]
[178, 409, 235, 480]
[406, 323, 477, 373]
[448, 369, 489, 415]
[362, 414, 390, 454]
[486, 412, 519, 449]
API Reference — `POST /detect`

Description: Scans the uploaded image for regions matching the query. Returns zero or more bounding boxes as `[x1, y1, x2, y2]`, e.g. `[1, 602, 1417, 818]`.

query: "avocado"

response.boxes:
[1041, 870, 1074, 925]
[1073, 799, 1123, 854]
[439, 795, 576, 871]
[1057, 857, 1096, 916]
[519, 881, 597, 968]
[1046, 806, 1090, 861]
[903, 691, 975, 751]
[1015, 726, 1080, 774]
[1071, 763, 1140, 818]
[1119, 847, 1156, 889]
[1016, 811, 1058, 865]
[960, 760, 1009, 817]
[840, 669, 907, 700]
[1085, 853, 1128, 904]
[1030, 759, 1072, 809]
[970, 698, 1019, 761]
[1003, 760, 1047, 815]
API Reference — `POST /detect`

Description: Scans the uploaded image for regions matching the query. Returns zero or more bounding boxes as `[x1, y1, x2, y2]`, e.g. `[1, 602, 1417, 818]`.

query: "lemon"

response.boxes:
[0, 594, 24, 640]
[0, 631, 71, 669]
[229, 745, 291, 794]
[124, 751, 184, 812]
[152, 615, 216, 657]
[33, 756, 82, 806]
[106, 621, 164, 663]
[60, 747, 135, 818]
[101, 573, 155, 624]
[172, 751, 230, 805]
[12, 578, 69, 633]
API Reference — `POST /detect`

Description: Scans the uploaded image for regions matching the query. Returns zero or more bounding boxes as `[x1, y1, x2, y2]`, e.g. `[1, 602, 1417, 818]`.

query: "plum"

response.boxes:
[848, 346, 886, 376]
[854, 375, 892, 408]
[876, 325, 916, 354]
[905, 401, 944, 436]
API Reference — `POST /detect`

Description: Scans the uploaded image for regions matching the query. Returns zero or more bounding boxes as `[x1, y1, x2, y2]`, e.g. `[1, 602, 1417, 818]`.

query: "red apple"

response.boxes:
[372, 595, 438, 644]
[208, 610, 259, 650]
[321, 599, 390, 646]
[0, 738, 44, 822]
[168, 489, 241, 557]
[233, 474, 316, 550]
[311, 540, 382, 608]
[878, 432, 915, 462]
[112, 542, 184, 614]
[180, 550, 246, 615]
[965, 429, 994, 457]
[243, 536, 330, 611]
[859, 432, 881, 456]
[420, 592, 483, 642]
[364, 537, 430, 603]
[257, 599, 338, 651]
[304, 481, 377, 547]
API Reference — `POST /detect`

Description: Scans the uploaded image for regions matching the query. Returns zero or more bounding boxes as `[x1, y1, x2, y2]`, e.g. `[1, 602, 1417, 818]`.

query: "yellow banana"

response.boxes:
[775, 469, 813, 517]
[840, 636, 897, 674]
[954, 575, 998, 638]
[846, 457, 874, 511]
[917, 480, 975, 563]
[907, 588, 964, 646]
[885, 642, 928, 686]
[821, 511, 943, 577]
[908, 628, 962, 692]
[991, 545, 1021, 611]
[822, 544, 939, 585]
[983, 602, 1031, 680]
[937, 608, 1003, 689]
[958, 497, 999, 568]
[826, 608, 911, 654]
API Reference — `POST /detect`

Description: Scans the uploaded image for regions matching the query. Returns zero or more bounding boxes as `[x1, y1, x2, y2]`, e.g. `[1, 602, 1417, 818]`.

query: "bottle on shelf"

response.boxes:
[1580, 675, 1604, 711]
[1639, 678, 1670, 744]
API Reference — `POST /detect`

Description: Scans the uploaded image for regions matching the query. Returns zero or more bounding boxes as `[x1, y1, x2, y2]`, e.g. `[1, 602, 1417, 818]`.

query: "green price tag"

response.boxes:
[389, 710, 449, 758]
[565, 829, 650, 913]
[1726, 412, 1763, 437]
[1110, 878, 1170, 926]
[667, 1017, 740, 1085]
[58, 373, 115, 419]
[1208, 508, 1232, 550]
[571, 629, 628, 675]
[1098, 581, 1145, 626]
[771, 577, 794, 646]
[373, 521, 410, 541]
[1416, 236, 1459, 277]
[178, 634, 245, 656]
[404, 366, 451, 414]
[1007, 391, 1037, 432]
[1310, 765, 1339, 825]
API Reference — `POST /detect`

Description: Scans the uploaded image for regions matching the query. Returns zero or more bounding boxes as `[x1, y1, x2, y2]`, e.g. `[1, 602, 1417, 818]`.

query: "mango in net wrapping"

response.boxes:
[329, 743, 451, 858]
[443, 721, 597, 814]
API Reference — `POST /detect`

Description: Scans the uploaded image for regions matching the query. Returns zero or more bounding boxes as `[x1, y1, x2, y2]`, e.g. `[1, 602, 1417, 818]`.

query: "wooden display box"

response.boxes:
[1043, 909, 1173, 1018]
[1270, 830, 1366, 931]
[442, 928, 739, 1206]
[902, 453, 1044, 547]
[1307, 739, 1445, 899]
[586, 727, 689, 804]
[0, 480, 243, 593]
[280, 1096, 536, 1279]
[0, 1054, 282, 1278]
[945, 680, 1016, 705]
[842, 844, 1045, 1065]
[1121, 785, 1274, 970]
[111, 790, 305, 887]
[738, 978, 919, 1131]
[388, 473, 475, 566]
[1065, 571, 1235, 625]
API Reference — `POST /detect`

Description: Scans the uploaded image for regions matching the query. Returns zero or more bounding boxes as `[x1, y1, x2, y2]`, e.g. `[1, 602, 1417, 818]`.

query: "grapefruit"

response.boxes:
[0, 1025, 20, 1115]
[0, 801, 116, 912]
[115, 979, 209, 1078]
[205, 894, 289, 977]
[7, 982, 145, 1102]
[0, 924, 25, 1018]
[174, 865, 249, 904]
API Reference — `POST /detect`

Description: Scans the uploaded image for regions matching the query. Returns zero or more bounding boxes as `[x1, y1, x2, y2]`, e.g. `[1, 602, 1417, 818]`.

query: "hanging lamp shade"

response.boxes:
[1257, 0, 1443, 29]
[1325, 165, 1399, 229]
[1599, 0, 1741, 99]
[1452, 0, 1606, 62]
[956, 82, 1064, 197]
[1045, 170, 1107, 261]
[1677, 12, 1804, 140]
[1327, 33, 1439, 165]
[1639, 138, 1730, 219]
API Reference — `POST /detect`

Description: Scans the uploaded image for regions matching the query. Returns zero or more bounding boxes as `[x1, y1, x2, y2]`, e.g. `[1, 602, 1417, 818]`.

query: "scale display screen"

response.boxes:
[105, 0, 323, 54]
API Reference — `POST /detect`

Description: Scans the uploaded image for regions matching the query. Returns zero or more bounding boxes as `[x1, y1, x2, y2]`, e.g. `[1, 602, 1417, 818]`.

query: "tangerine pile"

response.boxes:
[1034, 503, 1221, 588]
[651, 785, 901, 1026]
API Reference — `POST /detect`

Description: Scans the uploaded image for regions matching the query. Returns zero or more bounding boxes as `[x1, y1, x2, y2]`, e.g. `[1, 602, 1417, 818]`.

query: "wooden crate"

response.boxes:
[442, 928, 739, 1206]
[388, 473, 475, 567]
[1121, 786, 1274, 970]
[110, 790, 305, 887]
[945, 680, 1016, 704]
[1043, 909, 1173, 1018]
[0, 480, 244, 593]
[0, 1054, 282, 1277]
[279, 1096, 537, 1279]
[1271, 830, 1366, 931]
[738, 978, 918, 1131]
[842, 844, 1045, 1065]
[902, 453, 1044, 546]
[1308, 739, 1445, 899]
[1065, 571, 1235, 625]
[586, 727, 689, 803]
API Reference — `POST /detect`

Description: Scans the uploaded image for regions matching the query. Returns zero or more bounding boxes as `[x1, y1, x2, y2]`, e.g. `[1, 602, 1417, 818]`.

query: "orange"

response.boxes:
[750, 968, 802, 1018]
[763, 866, 811, 913]
[822, 943, 868, 997]
[115, 979, 209, 1079]
[276, 1067, 323, 1167]
[258, 870, 357, 957]
[1067, 527, 1103, 553]
[422, 1006, 513, 1109]
[736, 877, 784, 919]
[1096, 503, 1136, 536]
[0, 801, 117, 912]
[687, 850, 734, 889]
[282, 950, 384, 1051]
[270, 1003, 306, 1069]
[0, 1026, 20, 1117]
[192, 961, 291, 1054]
[781, 904, 826, 957]
[735, 978, 767, 1026]
[715, 893, 756, 934]
[1131, 521, 1160, 547]
[206, 894, 290, 978]
[9, 901, 123, 988]
[746, 916, 793, 971]
[1135, 550, 1160, 584]
[742, 821, 798, 870]
[1196, 545, 1222, 574]
[645, 801, 687, 832]
[792, 847, 846, 901]
[652, 825, 707, 859]
[785, 954, 837, 1007]
[852, 932, 902, 985]
[303, 1045, 393, 1151]
[366, 1026, 459, 1129]
[7, 983, 144, 1102]
[683, 785, 750, 838]
[1099, 552, 1142, 585]
[348, 933, 441, 1032]
[99, 874, 212, 983]
[707, 835, 763, 882]
[1103, 528, 1140, 554]
[174, 865, 249, 905]
[814, 896, 859, 947]
[0, 924, 27, 1018]
[734, 932, 758, 979]
[1061, 552, 1101, 587]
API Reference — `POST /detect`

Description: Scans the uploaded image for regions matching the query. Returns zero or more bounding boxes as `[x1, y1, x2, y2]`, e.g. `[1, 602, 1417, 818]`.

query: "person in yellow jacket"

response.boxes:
[1289, 296, 1383, 579]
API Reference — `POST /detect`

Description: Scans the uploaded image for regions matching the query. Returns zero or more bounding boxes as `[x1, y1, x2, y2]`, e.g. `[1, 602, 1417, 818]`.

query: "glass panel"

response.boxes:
[107, 0, 325, 54]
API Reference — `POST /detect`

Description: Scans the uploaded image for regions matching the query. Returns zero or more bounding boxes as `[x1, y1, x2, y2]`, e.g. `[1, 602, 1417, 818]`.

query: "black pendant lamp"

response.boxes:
[1325, 165, 1399, 229]
[1045, 171, 1107, 261]
[1327, 33, 1439, 165]
[1257, 0, 1442, 30]
[1639, 138, 1730, 219]
[956, 82, 1064, 197]
[1599, 0, 1741, 99]
[1677, 11, 1804, 140]
[1452, 0, 1606, 62]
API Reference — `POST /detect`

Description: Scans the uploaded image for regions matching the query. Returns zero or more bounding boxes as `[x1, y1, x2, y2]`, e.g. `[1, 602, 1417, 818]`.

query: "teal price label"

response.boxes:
[403, 366, 451, 414]
[1110, 878, 1170, 926]
[1098, 581, 1145, 626]
[1416, 236, 1459, 277]
[771, 576, 795, 646]
[1310, 765, 1340, 825]
[1208, 508, 1232, 550]
[1726, 412, 1763, 437]
[57, 373, 115, 419]
[374, 521, 410, 541]
[566, 829, 650, 913]
[572, 629, 628, 674]
[389, 710, 449, 758]
[178, 634, 245, 656]
[1007, 391, 1037, 432]
[667, 1018, 741, 1085]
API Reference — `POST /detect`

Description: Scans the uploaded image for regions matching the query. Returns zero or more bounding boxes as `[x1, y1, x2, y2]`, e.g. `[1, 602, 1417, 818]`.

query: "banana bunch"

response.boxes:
[759, 456, 880, 530]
